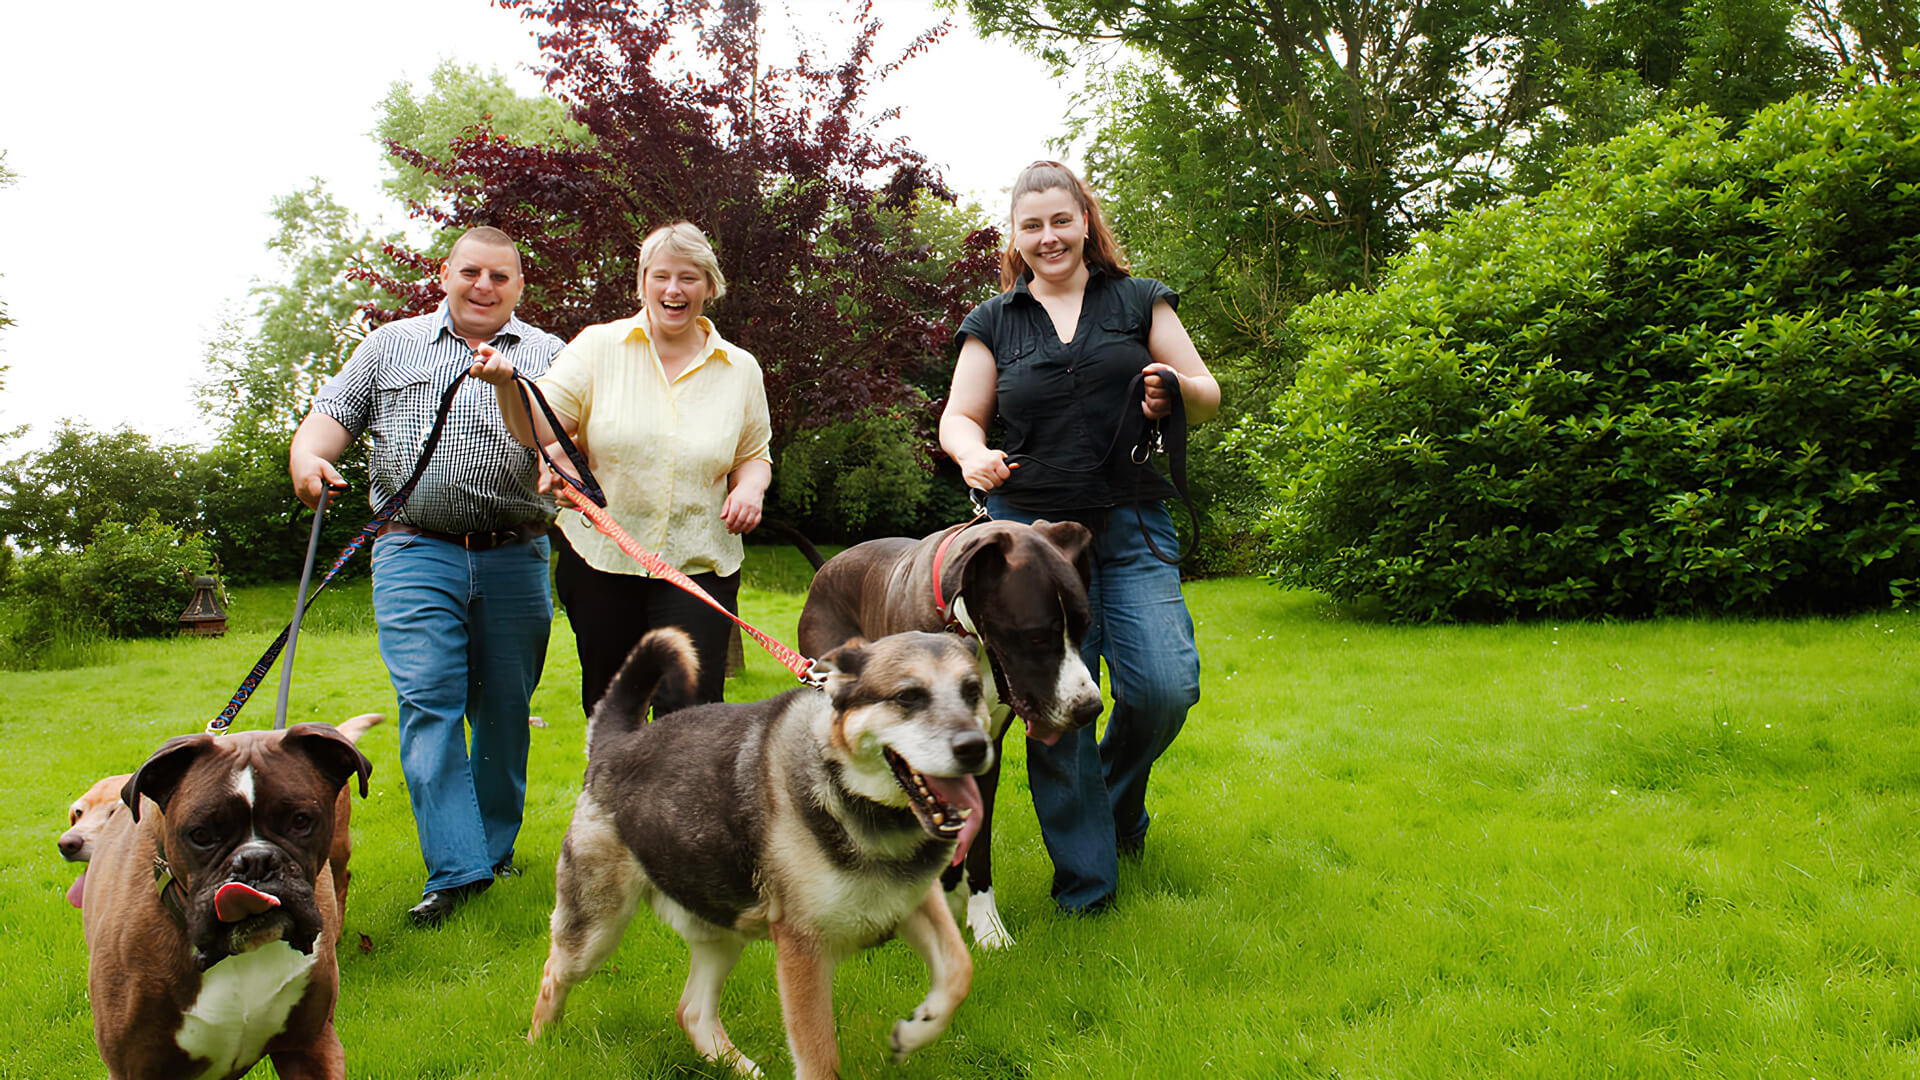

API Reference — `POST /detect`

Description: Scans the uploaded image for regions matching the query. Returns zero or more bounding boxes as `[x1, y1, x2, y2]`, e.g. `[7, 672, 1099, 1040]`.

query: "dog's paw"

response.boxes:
[890, 1005, 946, 1061]
[967, 888, 1015, 950]
[712, 1047, 761, 1078]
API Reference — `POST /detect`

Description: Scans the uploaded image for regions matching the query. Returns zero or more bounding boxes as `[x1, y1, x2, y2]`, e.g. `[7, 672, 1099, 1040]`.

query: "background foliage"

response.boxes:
[2, 1, 1917, 645]
[1243, 76, 1920, 619]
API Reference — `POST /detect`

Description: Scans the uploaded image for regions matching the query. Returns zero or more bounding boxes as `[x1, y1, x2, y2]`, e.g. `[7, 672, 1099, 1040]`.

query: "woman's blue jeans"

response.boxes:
[371, 530, 552, 894]
[988, 497, 1201, 912]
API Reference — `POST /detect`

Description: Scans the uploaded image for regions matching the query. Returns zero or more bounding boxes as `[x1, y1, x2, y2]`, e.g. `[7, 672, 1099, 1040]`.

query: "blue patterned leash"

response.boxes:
[206, 372, 477, 736]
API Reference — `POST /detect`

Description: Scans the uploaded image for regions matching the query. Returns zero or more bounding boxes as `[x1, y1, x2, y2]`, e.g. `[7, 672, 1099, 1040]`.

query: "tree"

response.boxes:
[359, 0, 1001, 453]
[0, 424, 203, 554]
[968, 0, 1590, 293]
[375, 59, 590, 217]
[191, 183, 393, 582]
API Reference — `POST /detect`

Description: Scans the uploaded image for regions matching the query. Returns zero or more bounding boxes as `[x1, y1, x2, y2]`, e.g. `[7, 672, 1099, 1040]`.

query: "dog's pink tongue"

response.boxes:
[1024, 717, 1062, 747]
[66, 872, 86, 909]
[214, 882, 281, 923]
[924, 774, 986, 867]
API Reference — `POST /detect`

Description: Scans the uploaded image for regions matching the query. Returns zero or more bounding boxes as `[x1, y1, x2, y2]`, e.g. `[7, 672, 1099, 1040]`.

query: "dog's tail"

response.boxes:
[587, 628, 700, 759]
[333, 713, 384, 744]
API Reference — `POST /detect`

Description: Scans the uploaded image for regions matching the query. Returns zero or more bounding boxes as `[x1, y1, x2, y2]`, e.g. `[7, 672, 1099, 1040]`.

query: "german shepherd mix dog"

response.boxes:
[530, 629, 991, 1079]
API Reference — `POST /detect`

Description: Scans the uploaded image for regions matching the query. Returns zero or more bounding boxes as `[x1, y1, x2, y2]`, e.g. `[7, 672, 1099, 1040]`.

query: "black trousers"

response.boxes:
[552, 531, 740, 719]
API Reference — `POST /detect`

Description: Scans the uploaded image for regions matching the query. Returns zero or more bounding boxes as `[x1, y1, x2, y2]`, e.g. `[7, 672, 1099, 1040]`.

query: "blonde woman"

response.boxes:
[474, 221, 772, 718]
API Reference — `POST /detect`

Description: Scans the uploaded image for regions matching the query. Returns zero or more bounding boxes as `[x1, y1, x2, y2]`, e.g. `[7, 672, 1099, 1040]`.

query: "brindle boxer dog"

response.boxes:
[797, 519, 1103, 948]
[81, 724, 371, 1080]
[61, 714, 381, 919]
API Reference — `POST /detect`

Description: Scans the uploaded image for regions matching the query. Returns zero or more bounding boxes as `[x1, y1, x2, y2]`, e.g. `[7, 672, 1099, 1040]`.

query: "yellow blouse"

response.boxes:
[536, 312, 772, 577]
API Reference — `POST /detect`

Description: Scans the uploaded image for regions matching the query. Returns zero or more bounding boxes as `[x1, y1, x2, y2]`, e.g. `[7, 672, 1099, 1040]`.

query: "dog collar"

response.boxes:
[930, 516, 985, 636]
[151, 840, 190, 928]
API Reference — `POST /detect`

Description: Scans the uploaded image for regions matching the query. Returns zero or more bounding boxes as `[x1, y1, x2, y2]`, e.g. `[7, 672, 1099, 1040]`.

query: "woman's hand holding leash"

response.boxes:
[468, 345, 515, 386]
[1141, 363, 1184, 420]
[956, 446, 1017, 492]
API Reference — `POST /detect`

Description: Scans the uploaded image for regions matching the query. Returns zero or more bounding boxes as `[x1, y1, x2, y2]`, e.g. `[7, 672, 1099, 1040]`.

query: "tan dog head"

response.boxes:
[818, 631, 995, 863]
[58, 773, 131, 909]
[60, 773, 132, 863]
[122, 724, 371, 970]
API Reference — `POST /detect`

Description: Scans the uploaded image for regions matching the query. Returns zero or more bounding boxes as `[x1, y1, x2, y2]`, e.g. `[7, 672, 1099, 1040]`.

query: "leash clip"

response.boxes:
[1132, 422, 1163, 465]
[803, 657, 832, 690]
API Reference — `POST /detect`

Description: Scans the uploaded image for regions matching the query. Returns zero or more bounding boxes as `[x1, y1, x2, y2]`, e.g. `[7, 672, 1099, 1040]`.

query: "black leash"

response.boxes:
[1002, 367, 1199, 565]
[206, 365, 607, 736]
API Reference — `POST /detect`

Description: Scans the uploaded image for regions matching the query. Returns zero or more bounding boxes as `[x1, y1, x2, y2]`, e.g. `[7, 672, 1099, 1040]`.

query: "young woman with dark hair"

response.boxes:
[940, 160, 1221, 914]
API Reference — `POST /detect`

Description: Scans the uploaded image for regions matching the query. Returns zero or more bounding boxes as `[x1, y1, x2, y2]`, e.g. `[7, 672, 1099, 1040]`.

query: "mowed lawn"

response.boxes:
[3, 545, 1918, 1078]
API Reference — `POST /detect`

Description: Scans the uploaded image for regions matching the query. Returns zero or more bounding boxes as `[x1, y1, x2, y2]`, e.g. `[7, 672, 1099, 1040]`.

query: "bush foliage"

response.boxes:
[0, 514, 213, 668]
[1247, 77, 1920, 619]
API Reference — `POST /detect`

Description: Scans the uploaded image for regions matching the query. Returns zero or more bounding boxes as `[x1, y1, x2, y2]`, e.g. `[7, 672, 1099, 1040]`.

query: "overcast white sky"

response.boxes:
[0, 0, 1074, 448]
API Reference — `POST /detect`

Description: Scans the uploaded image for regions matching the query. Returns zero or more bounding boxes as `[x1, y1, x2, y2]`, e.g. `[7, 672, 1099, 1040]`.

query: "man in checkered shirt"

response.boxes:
[290, 226, 565, 927]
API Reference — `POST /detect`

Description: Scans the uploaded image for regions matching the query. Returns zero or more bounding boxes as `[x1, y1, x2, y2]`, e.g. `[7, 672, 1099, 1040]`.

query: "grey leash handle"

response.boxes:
[275, 483, 340, 730]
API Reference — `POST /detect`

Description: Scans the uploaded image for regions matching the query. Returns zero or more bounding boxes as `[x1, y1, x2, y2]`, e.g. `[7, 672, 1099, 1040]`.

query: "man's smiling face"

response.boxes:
[439, 238, 524, 345]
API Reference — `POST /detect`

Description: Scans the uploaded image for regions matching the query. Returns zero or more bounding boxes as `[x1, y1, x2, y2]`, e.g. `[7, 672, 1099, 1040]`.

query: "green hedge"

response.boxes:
[1245, 76, 1920, 620]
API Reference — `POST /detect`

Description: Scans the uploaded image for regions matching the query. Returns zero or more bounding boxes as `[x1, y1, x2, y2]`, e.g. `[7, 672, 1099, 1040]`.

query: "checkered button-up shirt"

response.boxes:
[314, 304, 565, 532]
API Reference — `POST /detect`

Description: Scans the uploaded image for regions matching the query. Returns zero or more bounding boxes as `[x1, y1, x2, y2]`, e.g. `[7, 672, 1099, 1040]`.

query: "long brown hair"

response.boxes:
[1000, 160, 1130, 291]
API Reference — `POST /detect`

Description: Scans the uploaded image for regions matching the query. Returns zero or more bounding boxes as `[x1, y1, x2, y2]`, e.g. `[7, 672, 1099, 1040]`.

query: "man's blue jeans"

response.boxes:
[371, 530, 552, 894]
[988, 497, 1202, 912]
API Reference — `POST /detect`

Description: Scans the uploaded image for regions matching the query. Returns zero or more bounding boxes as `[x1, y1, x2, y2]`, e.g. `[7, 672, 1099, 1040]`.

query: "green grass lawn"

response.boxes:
[5, 548, 1919, 1078]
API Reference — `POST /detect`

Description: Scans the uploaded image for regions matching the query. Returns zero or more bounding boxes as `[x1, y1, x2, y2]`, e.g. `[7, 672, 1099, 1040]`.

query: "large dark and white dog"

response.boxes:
[797, 519, 1103, 947]
[530, 629, 991, 1080]
[81, 724, 372, 1080]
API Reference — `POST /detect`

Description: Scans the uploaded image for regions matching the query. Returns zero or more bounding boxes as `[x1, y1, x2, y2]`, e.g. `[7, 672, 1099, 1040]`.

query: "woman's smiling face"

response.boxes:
[641, 252, 710, 335]
[1011, 186, 1087, 286]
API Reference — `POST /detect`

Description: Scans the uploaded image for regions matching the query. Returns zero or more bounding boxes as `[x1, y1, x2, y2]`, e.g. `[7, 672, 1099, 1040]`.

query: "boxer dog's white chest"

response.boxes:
[174, 939, 316, 1078]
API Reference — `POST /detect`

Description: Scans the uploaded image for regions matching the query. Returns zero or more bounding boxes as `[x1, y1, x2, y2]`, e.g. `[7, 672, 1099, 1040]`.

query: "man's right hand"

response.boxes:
[290, 451, 348, 510]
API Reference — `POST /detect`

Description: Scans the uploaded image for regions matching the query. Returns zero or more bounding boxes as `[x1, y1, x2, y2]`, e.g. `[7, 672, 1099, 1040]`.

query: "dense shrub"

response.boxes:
[1245, 78, 1920, 619]
[5, 514, 214, 642]
[770, 412, 952, 542]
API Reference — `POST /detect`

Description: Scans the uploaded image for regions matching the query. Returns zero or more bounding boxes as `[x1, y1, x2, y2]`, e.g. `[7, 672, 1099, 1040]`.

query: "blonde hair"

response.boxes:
[1001, 160, 1129, 291]
[637, 221, 727, 301]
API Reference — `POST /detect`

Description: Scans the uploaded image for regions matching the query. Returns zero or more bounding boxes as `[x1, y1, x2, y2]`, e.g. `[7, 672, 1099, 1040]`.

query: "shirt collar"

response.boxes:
[621, 311, 733, 365]
[431, 301, 527, 347]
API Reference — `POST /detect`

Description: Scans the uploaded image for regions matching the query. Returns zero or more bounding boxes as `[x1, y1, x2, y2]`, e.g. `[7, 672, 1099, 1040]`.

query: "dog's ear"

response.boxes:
[818, 639, 868, 709]
[123, 735, 219, 822]
[1032, 519, 1094, 591]
[283, 723, 375, 799]
[953, 530, 1011, 607]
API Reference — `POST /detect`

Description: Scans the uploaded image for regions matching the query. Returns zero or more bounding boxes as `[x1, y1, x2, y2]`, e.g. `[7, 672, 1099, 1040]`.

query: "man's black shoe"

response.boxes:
[491, 857, 521, 879]
[407, 879, 491, 927]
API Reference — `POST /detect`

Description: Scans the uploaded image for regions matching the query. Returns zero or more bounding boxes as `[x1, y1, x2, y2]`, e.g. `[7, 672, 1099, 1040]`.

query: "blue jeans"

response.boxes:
[371, 531, 552, 894]
[988, 497, 1201, 911]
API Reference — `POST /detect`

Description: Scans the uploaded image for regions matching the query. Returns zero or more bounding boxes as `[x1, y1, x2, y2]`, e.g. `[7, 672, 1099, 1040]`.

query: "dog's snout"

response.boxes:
[1070, 696, 1102, 729]
[58, 833, 84, 861]
[950, 729, 989, 771]
[230, 845, 280, 882]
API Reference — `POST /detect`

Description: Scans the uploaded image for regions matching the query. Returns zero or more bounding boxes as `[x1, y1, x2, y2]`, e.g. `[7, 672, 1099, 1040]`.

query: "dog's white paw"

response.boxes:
[967, 888, 1015, 950]
[711, 1046, 762, 1078]
[890, 1005, 946, 1062]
